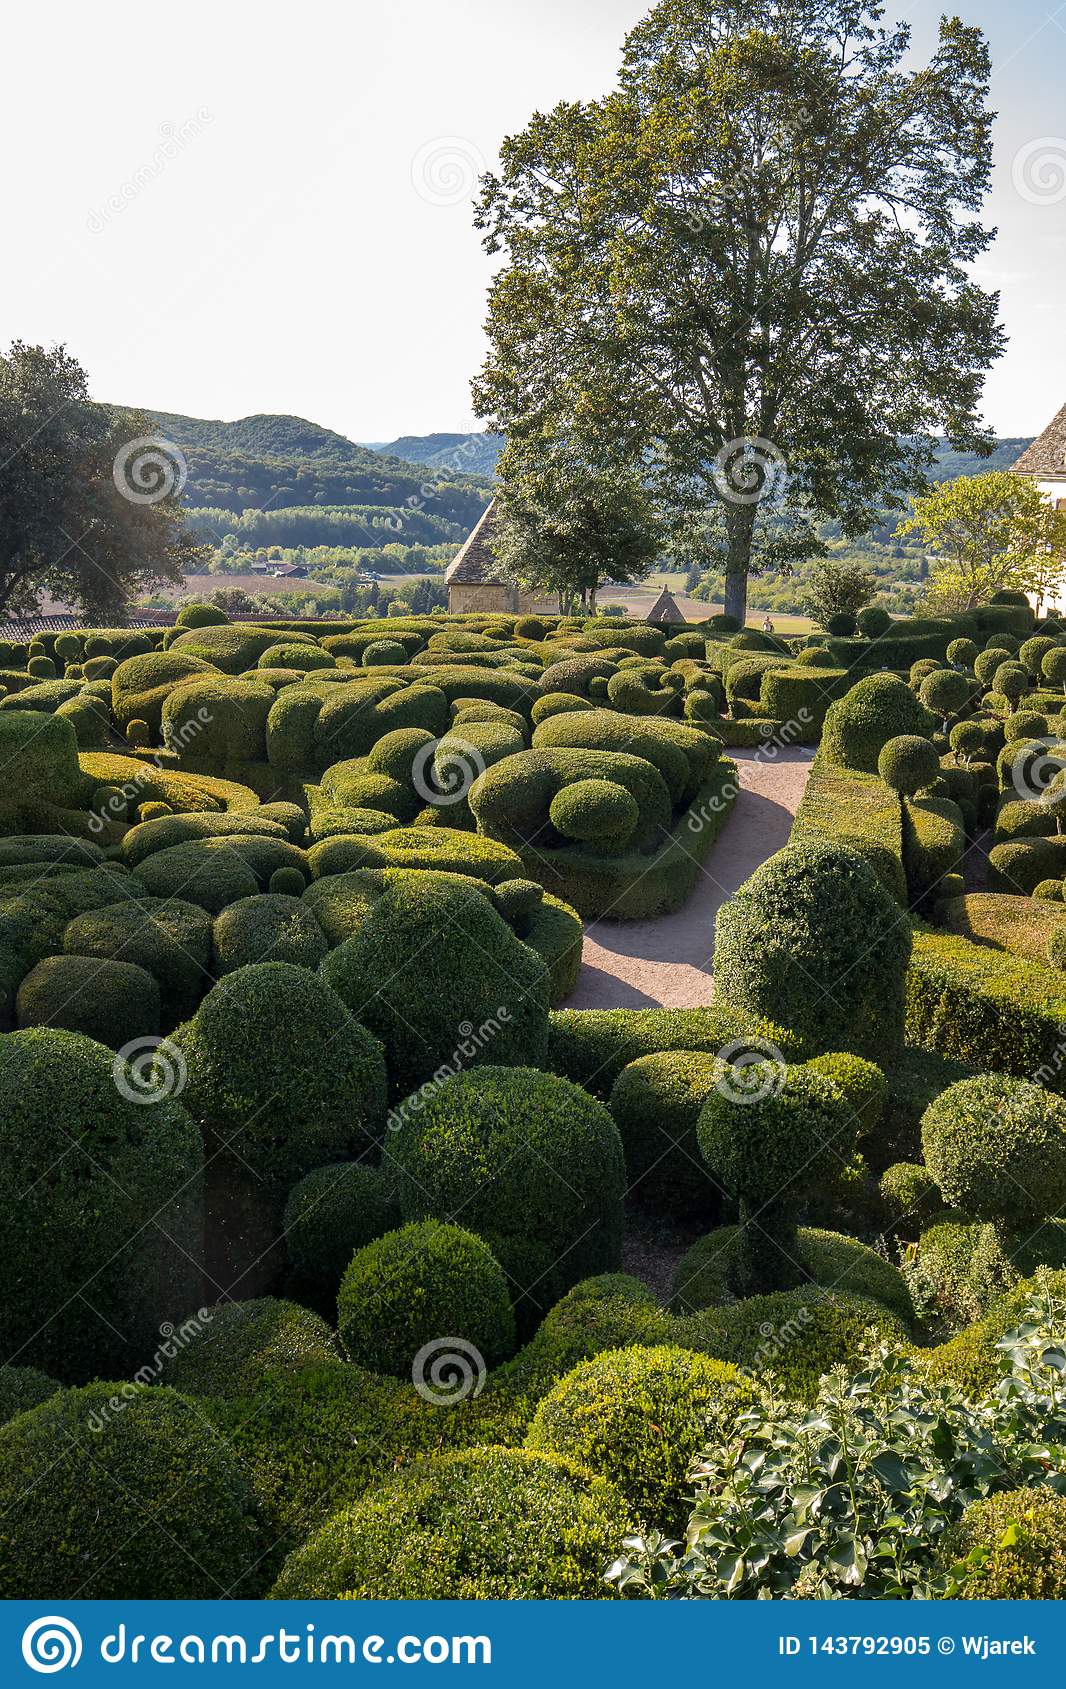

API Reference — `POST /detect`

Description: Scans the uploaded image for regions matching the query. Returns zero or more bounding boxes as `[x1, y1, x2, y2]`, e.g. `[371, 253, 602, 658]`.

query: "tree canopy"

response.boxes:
[473, 0, 1003, 623]
[901, 471, 1066, 611]
[0, 342, 202, 621]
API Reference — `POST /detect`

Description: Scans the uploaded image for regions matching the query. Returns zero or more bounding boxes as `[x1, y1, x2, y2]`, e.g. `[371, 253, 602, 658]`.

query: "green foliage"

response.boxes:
[900, 472, 1064, 612]
[671, 1224, 912, 1326]
[821, 674, 935, 774]
[16, 953, 160, 1045]
[0, 1028, 202, 1381]
[879, 1161, 944, 1237]
[528, 1345, 753, 1526]
[172, 962, 386, 1187]
[713, 839, 912, 1061]
[939, 1488, 1066, 1598]
[801, 560, 876, 629]
[0, 1364, 59, 1425]
[609, 1050, 728, 1219]
[922, 1073, 1066, 1228]
[548, 776, 639, 844]
[211, 893, 326, 974]
[337, 1220, 516, 1378]
[389, 1065, 625, 1330]
[877, 734, 941, 796]
[284, 1162, 400, 1309]
[158, 1298, 338, 1399]
[271, 1447, 634, 1599]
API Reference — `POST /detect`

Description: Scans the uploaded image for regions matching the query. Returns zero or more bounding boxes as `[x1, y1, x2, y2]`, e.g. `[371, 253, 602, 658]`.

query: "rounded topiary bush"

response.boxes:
[269, 864, 306, 895]
[284, 1161, 400, 1306]
[713, 839, 912, 1062]
[389, 1066, 625, 1330]
[1043, 647, 1066, 692]
[825, 611, 856, 637]
[946, 637, 979, 669]
[362, 639, 405, 666]
[919, 668, 972, 717]
[212, 893, 327, 975]
[1036, 880, 1065, 903]
[670, 1224, 912, 1324]
[879, 1161, 944, 1236]
[16, 953, 161, 1045]
[258, 642, 335, 672]
[157, 1297, 338, 1398]
[0, 1028, 203, 1381]
[527, 1345, 752, 1525]
[921, 1073, 1066, 1230]
[856, 605, 892, 639]
[949, 718, 990, 762]
[270, 1447, 634, 1599]
[62, 896, 212, 1026]
[171, 963, 387, 1187]
[337, 1220, 516, 1378]
[0, 1364, 59, 1425]
[608, 1050, 728, 1219]
[938, 1489, 1066, 1598]
[821, 674, 934, 773]
[548, 777, 639, 845]
[492, 876, 544, 936]
[877, 734, 941, 797]
[0, 1384, 267, 1597]
[994, 660, 1030, 709]
[321, 876, 549, 1101]
[176, 601, 229, 628]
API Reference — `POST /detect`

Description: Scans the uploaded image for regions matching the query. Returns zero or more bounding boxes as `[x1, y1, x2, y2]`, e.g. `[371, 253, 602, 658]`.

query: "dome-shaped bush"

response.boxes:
[270, 1447, 634, 1599]
[321, 876, 548, 1100]
[337, 1220, 516, 1378]
[948, 718, 990, 763]
[919, 668, 972, 717]
[825, 611, 856, 636]
[0, 1383, 267, 1596]
[389, 1066, 624, 1328]
[994, 660, 1029, 708]
[1019, 635, 1058, 678]
[1043, 647, 1066, 692]
[63, 896, 212, 1025]
[609, 1050, 727, 1219]
[365, 726, 436, 784]
[362, 638, 405, 666]
[531, 691, 595, 725]
[111, 650, 220, 733]
[258, 641, 334, 672]
[269, 864, 307, 895]
[878, 1161, 944, 1236]
[821, 674, 934, 773]
[713, 839, 912, 1061]
[856, 605, 892, 639]
[877, 734, 941, 796]
[921, 1073, 1066, 1229]
[938, 1489, 1066, 1598]
[1003, 709, 1049, 743]
[171, 963, 386, 1187]
[176, 601, 229, 628]
[157, 1297, 338, 1398]
[548, 777, 639, 844]
[946, 637, 979, 668]
[670, 1223, 912, 1324]
[211, 893, 326, 974]
[527, 1345, 752, 1525]
[16, 953, 160, 1045]
[0, 1363, 59, 1424]
[132, 839, 262, 913]
[284, 1161, 399, 1306]
[0, 1028, 202, 1380]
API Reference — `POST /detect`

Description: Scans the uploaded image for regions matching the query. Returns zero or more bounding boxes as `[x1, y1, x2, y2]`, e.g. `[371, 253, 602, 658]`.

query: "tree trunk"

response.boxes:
[723, 502, 756, 625]
[733, 1198, 807, 1297]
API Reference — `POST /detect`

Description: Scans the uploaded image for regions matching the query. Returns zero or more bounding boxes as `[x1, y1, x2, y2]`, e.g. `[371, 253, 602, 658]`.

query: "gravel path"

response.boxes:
[564, 745, 816, 1009]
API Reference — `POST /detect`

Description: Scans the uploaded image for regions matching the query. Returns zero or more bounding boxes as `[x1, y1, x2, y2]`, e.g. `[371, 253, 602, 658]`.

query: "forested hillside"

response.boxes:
[371, 430, 504, 476]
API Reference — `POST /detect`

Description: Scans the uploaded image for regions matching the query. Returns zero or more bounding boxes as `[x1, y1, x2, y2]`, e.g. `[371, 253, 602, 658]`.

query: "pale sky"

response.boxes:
[2, 0, 1064, 443]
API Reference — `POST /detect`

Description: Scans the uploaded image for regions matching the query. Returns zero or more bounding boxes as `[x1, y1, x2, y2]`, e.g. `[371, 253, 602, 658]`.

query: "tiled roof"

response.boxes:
[1013, 404, 1066, 476]
[645, 586, 685, 625]
[445, 500, 508, 584]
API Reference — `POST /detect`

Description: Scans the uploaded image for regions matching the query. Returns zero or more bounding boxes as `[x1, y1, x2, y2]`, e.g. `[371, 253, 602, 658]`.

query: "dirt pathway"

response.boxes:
[564, 745, 815, 1009]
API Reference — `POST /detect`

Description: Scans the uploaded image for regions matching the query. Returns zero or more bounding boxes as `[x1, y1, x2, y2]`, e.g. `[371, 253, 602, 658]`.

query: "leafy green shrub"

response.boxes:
[492, 875, 543, 935]
[258, 641, 335, 672]
[531, 691, 595, 724]
[16, 953, 160, 1045]
[0, 1384, 267, 1597]
[527, 1345, 752, 1525]
[362, 638, 405, 665]
[713, 839, 912, 1062]
[132, 838, 261, 912]
[390, 1066, 624, 1330]
[921, 1073, 1066, 1230]
[284, 1161, 399, 1308]
[671, 1223, 912, 1324]
[940, 1488, 1066, 1598]
[321, 875, 548, 1099]
[269, 865, 307, 896]
[176, 601, 229, 628]
[157, 1298, 338, 1398]
[546, 1004, 799, 1098]
[270, 1447, 634, 1599]
[919, 668, 972, 717]
[111, 650, 219, 733]
[946, 637, 979, 667]
[548, 777, 639, 844]
[62, 897, 211, 1026]
[609, 1050, 728, 1219]
[0, 1364, 59, 1424]
[172, 963, 387, 1187]
[212, 893, 327, 974]
[337, 1220, 515, 1377]
[821, 674, 934, 773]
[0, 1028, 202, 1380]
[878, 734, 941, 796]
[677, 1285, 907, 1399]
[880, 1161, 944, 1237]
[803, 1050, 887, 1140]
[857, 605, 892, 639]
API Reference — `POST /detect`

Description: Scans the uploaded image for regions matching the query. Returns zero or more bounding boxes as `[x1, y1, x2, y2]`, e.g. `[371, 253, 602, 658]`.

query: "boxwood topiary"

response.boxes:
[284, 1161, 400, 1308]
[548, 777, 639, 845]
[0, 1383, 268, 1597]
[921, 1073, 1066, 1232]
[608, 1050, 728, 1219]
[16, 953, 161, 1045]
[211, 893, 327, 975]
[879, 1161, 944, 1237]
[670, 1224, 912, 1325]
[156, 1297, 339, 1399]
[0, 1364, 59, 1424]
[63, 896, 212, 1025]
[821, 674, 934, 773]
[713, 839, 912, 1062]
[0, 1027, 203, 1380]
[270, 1447, 635, 1599]
[878, 734, 941, 796]
[132, 839, 262, 913]
[171, 962, 387, 1187]
[321, 875, 549, 1100]
[526, 1345, 753, 1526]
[938, 1489, 1066, 1598]
[337, 1220, 516, 1378]
[389, 1065, 625, 1330]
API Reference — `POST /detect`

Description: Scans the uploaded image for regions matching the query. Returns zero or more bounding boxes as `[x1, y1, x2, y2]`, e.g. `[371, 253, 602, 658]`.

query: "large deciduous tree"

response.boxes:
[473, 0, 1003, 624]
[0, 341, 200, 621]
[900, 471, 1066, 611]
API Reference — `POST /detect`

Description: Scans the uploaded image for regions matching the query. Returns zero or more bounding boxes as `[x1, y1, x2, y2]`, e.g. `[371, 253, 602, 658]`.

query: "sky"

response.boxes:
[1, 0, 1064, 444]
